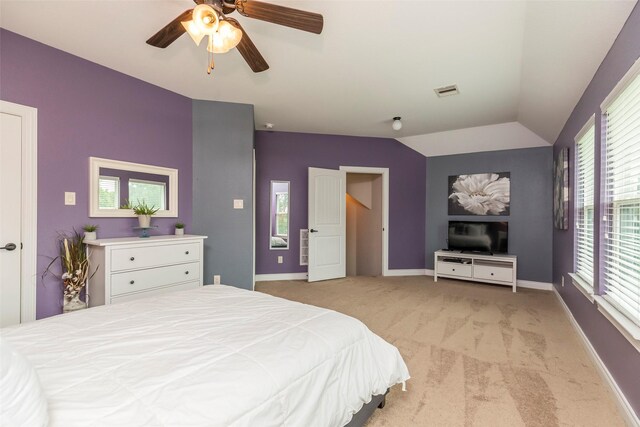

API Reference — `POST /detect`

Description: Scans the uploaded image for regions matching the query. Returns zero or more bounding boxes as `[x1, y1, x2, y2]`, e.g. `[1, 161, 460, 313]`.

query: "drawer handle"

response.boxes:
[452, 268, 455, 271]
[185, 251, 190, 255]
[130, 280, 135, 285]
[491, 273, 494, 276]
[185, 271, 190, 275]
[130, 257, 135, 261]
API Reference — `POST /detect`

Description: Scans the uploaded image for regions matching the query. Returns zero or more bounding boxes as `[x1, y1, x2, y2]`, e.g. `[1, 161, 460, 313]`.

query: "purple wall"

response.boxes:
[552, 4, 640, 417]
[0, 30, 193, 319]
[255, 131, 426, 274]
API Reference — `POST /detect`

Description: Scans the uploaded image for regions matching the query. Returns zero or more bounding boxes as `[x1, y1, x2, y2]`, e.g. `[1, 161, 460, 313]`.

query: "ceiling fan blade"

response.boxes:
[146, 9, 193, 48]
[236, 0, 323, 34]
[226, 18, 269, 73]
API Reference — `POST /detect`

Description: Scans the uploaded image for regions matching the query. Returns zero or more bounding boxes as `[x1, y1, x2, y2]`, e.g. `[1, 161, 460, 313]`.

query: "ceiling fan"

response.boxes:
[146, 0, 323, 74]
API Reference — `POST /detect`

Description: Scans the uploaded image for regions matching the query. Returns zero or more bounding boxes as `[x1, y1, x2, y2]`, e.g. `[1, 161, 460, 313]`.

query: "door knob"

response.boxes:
[0, 243, 17, 251]
[309, 229, 318, 233]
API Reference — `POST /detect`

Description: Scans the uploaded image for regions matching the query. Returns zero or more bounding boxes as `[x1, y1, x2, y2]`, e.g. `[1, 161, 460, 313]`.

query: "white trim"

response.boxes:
[339, 166, 390, 276]
[516, 280, 553, 291]
[574, 114, 595, 143]
[0, 100, 38, 323]
[554, 288, 640, 427]
[594, 296, 640, 352]
[601, 56, 640, 111]
[425, 269, 434, 276]
[255, 273, 308, 282]
[252, 148, 256, 291]
[386, 269, 428, 277]
[89, 157, 178, 218]
[568, 273, 595, 303]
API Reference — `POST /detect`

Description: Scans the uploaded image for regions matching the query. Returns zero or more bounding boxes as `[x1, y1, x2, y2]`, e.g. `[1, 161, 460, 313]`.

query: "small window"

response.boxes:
[98, 176, 120, 210]
[128, 179, 166, 210]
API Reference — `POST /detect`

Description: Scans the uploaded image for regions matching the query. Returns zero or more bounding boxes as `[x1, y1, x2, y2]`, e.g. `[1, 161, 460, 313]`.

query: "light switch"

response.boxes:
[64, 192, 76, 206]
[213, 275, 221, 284]
[278, 256, 283, 264]
[233, 199, 244, 209]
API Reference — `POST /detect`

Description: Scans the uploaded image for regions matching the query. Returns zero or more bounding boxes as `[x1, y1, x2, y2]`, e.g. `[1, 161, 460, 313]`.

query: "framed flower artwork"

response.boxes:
[553, 147, 569, 230]
[448, 173, 511, 215]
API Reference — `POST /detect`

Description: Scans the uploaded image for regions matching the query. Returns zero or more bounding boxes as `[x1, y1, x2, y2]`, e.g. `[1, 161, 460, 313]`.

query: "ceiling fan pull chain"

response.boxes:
[207, 36, 215, 75]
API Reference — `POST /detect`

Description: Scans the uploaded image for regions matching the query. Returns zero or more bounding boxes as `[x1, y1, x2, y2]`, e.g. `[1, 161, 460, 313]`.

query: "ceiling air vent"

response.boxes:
[434, 85, 459, 97]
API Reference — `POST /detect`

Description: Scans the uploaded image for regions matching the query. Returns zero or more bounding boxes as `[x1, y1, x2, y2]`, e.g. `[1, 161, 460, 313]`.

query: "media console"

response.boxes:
[433, 250, 517, 292]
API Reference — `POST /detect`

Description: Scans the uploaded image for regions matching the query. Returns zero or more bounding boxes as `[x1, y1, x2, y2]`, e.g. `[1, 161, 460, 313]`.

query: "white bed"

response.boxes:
[1, 285, 409, 426]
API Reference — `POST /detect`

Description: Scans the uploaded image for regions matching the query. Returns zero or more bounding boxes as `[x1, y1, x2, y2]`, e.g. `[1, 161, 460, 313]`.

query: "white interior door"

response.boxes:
[0, 112, 23, 327]
[308, 167, 346, 282]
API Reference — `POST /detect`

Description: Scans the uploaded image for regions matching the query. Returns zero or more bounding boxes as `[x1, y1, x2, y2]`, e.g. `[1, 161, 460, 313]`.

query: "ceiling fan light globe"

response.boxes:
[181, 20, 205, 46]
[193, 4, 219, 36]
[392, 119, 402, 131]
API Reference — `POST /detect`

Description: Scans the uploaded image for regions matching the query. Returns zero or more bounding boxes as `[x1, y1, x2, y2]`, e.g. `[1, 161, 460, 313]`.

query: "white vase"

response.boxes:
[175, 228, 184, 235]
[84, 231, 97, 241]
[138, 215, 151, 228]
[63, 294, 87, 313]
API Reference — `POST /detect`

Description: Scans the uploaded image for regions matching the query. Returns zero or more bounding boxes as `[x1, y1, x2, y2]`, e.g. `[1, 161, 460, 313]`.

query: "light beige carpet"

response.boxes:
[256, 276, 625, 427]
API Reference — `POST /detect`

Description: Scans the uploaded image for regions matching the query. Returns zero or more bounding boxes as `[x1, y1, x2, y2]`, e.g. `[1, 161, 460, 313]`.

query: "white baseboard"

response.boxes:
[425, 269, 434, 276]
[553, 288, 640, 427]
[255, 273, 308, 282]
[517, 280, 553, 291]
[385, 269, 428, 277]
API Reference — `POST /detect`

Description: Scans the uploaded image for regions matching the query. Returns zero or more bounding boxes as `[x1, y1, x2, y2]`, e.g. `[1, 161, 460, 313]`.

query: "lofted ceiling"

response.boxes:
[0, 1, 636, 156]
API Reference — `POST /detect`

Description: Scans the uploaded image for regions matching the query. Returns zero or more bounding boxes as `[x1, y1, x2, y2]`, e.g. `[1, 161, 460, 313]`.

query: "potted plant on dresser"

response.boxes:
[43, 230, 96, 313]
[175, 222, 185, 235]
[122, 200, 160, 228]
[82, 224, 98, 241]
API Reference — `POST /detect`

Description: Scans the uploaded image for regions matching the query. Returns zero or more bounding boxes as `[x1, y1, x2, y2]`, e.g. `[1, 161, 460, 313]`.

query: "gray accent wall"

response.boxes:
[192, 100, 254, 290]
[426, 147, 553, 283]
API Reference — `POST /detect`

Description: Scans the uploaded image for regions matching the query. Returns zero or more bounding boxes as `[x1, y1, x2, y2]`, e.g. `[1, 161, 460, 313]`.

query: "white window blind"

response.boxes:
[575, 120, 595, 285]
[128, 179, 166, 210]
[602, 65, 640, 327]
[98, 176, 120, 209]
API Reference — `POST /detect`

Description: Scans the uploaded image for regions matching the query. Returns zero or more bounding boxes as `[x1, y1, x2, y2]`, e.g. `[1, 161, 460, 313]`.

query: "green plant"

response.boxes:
[82, 224, 98, 232]
[175, 222, 185, 229]
[132, 200, 159, 216]
[43, 229, 97, 299]
[120, 200, 132, 210]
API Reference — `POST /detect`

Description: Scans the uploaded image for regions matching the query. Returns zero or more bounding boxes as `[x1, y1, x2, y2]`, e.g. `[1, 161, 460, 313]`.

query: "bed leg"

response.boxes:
[377, 395, 386, 409]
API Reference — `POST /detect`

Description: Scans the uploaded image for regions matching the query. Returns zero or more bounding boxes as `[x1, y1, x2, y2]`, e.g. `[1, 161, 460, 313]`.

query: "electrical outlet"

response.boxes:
[277, 256, 283, 264]
[233, 199, 244, 209]
[213, 275, 221, 284]
[561, 275, 565, 287]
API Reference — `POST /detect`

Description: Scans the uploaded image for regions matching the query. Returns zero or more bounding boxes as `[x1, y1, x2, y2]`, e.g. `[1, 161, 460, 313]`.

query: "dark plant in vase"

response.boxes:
[43, 229, 97, 313]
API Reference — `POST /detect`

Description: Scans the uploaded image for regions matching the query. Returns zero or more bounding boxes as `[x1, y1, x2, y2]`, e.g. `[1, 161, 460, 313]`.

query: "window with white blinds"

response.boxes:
[602, 65, 640, 327]
[575, 120, 595, 286]
[98, 176, 120, 210]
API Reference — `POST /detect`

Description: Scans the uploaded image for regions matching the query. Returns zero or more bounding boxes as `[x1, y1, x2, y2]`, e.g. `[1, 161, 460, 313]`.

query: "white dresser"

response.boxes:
[85, 235, 207, 306]
[433, 250, 517, 292]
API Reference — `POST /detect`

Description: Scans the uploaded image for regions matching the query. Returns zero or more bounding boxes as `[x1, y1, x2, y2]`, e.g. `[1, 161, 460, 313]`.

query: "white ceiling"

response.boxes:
[1, 0, 636, 156]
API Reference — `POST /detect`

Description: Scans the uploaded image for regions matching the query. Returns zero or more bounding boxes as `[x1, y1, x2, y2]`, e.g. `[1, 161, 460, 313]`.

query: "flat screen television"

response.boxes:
[447, 221, 508, 254]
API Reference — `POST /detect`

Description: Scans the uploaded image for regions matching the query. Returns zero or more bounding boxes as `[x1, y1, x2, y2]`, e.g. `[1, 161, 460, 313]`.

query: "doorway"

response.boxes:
[346, 173, 383, 276]
[341, 166, 389, 277]
[0, 100, 37, 326]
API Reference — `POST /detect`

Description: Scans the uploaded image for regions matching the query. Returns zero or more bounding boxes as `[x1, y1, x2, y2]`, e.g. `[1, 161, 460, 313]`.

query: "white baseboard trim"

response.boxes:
[553, 288, 640, 427]
[385, 269, 428, 277]
[517, 280, 553, 291]
[425, 269, 434, 276]
[255, 273, 308, 282]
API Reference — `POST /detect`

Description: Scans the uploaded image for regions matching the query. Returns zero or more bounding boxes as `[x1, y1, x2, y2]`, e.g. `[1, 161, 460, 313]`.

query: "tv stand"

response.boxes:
[434, 250, 517, 292]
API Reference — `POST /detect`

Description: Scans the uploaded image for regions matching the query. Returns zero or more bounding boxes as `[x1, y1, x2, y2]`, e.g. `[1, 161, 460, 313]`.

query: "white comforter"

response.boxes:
[1, 285, 409, 426]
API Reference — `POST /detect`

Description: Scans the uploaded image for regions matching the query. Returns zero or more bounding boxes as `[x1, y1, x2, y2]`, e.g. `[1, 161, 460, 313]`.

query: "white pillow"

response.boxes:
[0, 336, 48, 427]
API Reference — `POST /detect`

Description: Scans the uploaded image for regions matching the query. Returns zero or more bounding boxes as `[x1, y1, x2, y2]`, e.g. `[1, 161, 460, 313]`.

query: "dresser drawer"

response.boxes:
[110, 281, 201, 304]
[474, 264, 513, 282]
[111, 262, 200, 296]
[437, 261, 472, 278]
[111, 242, 200, 272]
